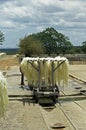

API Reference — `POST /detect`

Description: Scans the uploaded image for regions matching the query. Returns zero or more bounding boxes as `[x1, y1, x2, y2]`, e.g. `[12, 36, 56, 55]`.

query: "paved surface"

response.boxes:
[69, 65, 86, 82]
[0, 65, 86, 130]
[0, 66, 48, 130]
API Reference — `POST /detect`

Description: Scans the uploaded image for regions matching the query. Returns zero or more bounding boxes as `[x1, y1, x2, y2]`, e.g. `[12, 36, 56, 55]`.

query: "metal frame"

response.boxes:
[27, 59, 66, 88]
[21, 58, 66, 104]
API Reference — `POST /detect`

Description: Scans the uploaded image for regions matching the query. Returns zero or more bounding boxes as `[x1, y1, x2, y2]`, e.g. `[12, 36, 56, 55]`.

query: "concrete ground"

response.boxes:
[69, 65, 86, 82]
[0, 64, 86, 130]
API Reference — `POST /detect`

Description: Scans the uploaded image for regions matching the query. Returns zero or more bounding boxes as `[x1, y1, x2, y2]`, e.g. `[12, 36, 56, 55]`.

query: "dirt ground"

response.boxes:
[0, 55, 19, 70]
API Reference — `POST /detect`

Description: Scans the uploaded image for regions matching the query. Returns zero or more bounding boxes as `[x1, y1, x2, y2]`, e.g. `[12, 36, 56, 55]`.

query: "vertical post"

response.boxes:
[51, 61, 54, 87]
[21, 73, 24, 85]
[19, 55, 24, 86]
[20, 67, 24, 86]
[38, 60, 41, 88]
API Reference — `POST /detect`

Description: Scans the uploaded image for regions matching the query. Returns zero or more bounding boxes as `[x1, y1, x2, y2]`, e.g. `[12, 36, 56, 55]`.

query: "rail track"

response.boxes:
[38, 76, 86, 130]
[7, 70, 86, 130]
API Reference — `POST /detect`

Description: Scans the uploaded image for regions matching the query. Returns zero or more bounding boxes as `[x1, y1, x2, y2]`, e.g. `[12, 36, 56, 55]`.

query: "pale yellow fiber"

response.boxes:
[20, 57, 69, 88]
[0, 72, 9, 117]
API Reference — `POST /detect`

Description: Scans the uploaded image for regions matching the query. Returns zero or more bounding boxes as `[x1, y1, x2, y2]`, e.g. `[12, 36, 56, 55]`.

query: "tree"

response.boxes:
[19, 35, 44, 56]
[82, 41, 86, 54]
[0, 31, 5, 44]
[74, 46, 82, 54]
[56, 33, 73, 54]
[19, 27, 74, 56]
[32, 27, 73, 55]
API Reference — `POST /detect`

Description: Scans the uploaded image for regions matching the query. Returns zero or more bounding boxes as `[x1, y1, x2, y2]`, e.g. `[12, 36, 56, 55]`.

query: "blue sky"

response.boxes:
[0, 0, 86, 48]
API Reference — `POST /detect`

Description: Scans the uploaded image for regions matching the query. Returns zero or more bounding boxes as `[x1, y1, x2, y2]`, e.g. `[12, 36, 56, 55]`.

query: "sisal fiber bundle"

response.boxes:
[20, 57, 69, 88]
[0, 72, 9, 117]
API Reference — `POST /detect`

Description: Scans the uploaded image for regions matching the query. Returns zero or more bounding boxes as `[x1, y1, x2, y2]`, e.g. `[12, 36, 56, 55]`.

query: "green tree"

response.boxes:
[73, 46, 82, 54]
[33, 27, 73, 55]
[56, 33, 73, 54]
[0, 31, 5, 44]
[19, 35, 44, 56]
[19, 27, 74, 56]
[82, 41, 86, 54]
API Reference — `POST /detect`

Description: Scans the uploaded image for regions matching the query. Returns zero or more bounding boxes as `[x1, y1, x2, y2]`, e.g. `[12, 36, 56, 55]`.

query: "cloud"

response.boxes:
[1, 0, 86, 29]
[0, 0, 86, 47]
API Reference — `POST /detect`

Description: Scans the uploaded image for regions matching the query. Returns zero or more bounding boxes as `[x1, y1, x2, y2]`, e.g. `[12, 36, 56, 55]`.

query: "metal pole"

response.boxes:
[54, 60, 65, 72]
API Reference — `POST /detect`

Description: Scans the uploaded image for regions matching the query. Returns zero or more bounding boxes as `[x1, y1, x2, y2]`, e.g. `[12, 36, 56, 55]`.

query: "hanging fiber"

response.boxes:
[0, 72, 9, 117]
[20, 57, 69, 88]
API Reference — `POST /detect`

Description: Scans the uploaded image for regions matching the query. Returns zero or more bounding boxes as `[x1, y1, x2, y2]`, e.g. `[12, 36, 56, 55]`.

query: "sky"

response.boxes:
[0, 0, 86, 48]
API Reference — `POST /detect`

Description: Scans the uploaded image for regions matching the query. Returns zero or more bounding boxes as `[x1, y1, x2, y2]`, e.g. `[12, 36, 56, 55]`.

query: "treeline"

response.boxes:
[19, 27, 86, 56]
[0, 48, 19, 55]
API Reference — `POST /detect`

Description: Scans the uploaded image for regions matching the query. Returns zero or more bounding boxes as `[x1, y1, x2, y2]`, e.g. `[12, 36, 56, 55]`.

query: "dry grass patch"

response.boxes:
[0, 56, 19, 70]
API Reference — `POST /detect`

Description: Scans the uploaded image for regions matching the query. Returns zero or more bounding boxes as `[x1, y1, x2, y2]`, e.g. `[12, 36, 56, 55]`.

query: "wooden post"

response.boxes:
[21, 72, 24, 85]
[51, 61, 54, 87]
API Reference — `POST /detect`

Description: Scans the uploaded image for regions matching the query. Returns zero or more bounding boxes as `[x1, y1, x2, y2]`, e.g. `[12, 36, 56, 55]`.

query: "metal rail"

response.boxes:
[56, 104, 78, 130]
[55, 87, 86, 130]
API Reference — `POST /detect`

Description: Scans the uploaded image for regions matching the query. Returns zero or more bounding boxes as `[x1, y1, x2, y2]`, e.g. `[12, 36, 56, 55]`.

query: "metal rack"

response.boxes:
[21, 57, 66, 105]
